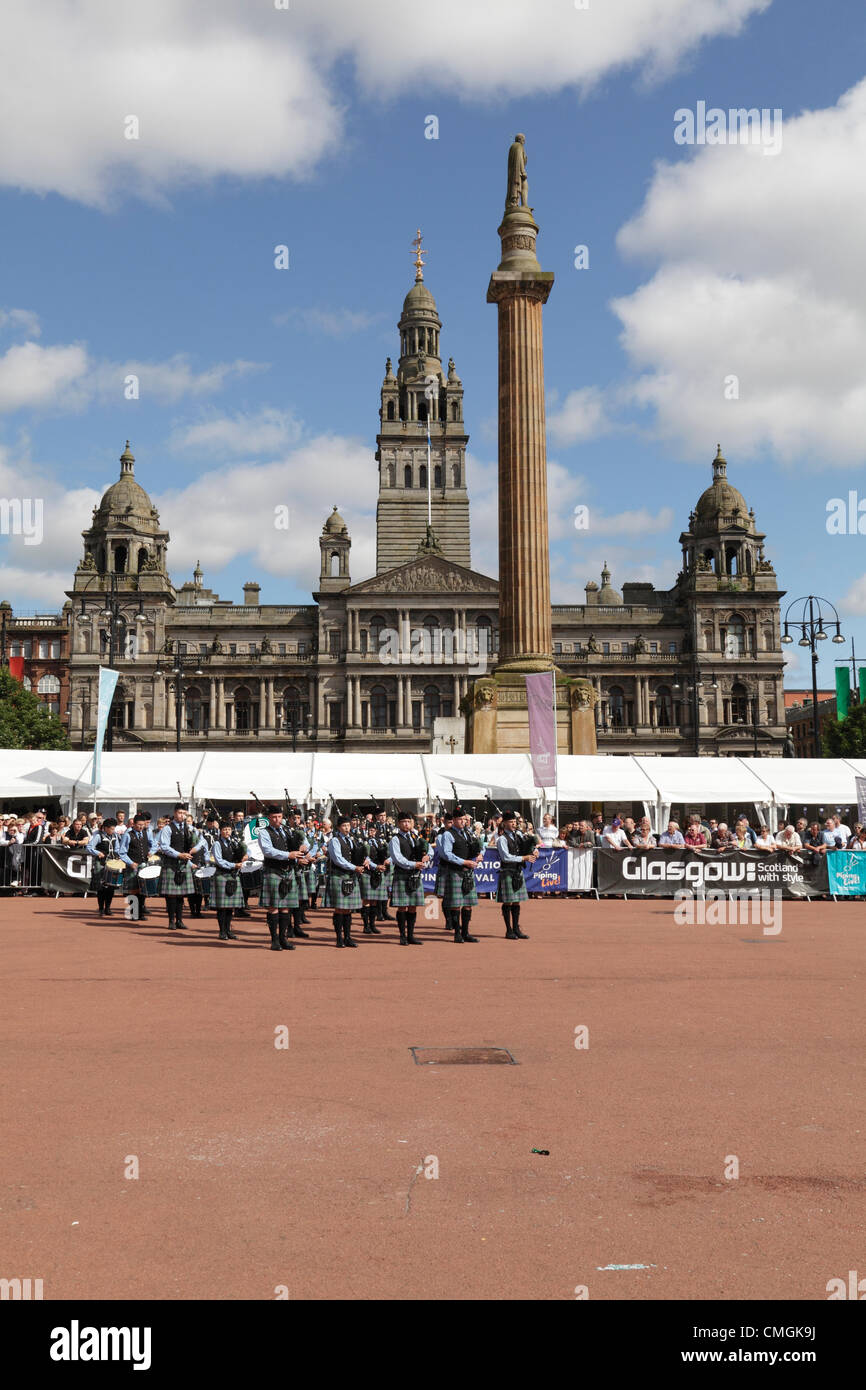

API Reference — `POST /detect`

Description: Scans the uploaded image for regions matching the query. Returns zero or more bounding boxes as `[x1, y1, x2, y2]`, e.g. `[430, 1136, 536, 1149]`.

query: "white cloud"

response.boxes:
[0, 1, 770, 205]
[274, 308, 383, 339]
[590, 506, 674, 536]
[840, 575, 866, 617]
[547, 387, 612, 447]
[611, 77, 866, 465]
[170, 409, 303, 457]
[0, 326, 265, 415]
[0, 308, 41, 339]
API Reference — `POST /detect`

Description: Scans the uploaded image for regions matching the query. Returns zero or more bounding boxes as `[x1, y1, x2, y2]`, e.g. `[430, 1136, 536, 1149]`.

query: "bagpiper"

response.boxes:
[495, 809, 536, 938]
[388, 811, 431, 945]
[210, 821, 248, 940]
[230, 810, 253, 917]
[157, 803, 201, 930]
[432, 809, 454, 928]
[326, 814, 366, 948]
[439, 806, 484, 943]
[257, 805, 306, 952]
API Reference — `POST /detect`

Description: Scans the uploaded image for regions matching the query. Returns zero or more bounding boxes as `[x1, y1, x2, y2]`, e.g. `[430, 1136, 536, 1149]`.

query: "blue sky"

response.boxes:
[2, 0, 866, 692]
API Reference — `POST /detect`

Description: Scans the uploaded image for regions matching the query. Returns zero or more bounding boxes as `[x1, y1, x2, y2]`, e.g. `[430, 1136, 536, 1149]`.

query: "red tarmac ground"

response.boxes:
[1, 891, 864, 1301]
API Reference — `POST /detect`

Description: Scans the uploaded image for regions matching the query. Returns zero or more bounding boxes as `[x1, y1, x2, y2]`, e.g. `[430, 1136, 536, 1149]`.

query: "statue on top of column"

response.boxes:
[506, 133, 529, 209]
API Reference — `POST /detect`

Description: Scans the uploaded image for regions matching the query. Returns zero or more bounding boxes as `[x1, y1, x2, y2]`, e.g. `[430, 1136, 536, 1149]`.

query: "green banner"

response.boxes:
[836, 667, 851, 719]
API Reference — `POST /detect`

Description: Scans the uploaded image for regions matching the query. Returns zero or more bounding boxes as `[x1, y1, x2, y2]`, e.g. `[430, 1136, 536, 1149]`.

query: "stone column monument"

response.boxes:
[466, 135, 597, 754]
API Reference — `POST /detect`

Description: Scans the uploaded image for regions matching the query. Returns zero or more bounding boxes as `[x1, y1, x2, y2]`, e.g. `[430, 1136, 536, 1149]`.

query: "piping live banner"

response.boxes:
[422, 848, 568, 895]
[596, 848, 830, 899]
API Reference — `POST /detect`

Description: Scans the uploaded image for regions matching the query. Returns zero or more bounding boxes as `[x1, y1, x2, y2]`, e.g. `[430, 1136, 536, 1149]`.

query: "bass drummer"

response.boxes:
[86, 817, 124, 916]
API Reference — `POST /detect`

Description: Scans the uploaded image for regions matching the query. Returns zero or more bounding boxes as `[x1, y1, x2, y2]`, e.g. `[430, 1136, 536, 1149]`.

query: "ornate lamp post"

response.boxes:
[75, 573, 146, 750]
[673, 670, 718, 756]
[781, 596, 845, 758]
[155, 648, 206, 754]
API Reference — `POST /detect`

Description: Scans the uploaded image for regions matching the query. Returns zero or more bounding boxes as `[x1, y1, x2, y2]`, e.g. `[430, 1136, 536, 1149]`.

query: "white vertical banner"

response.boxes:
[93, 666, 119, 792]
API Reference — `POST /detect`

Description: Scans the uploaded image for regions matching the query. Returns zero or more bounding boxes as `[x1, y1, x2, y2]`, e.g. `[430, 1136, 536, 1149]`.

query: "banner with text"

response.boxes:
[827, 849, 866, 896]
[422, 847, 568, 895]
[597, 847, 829, 899]
[93, 667, 119, 792]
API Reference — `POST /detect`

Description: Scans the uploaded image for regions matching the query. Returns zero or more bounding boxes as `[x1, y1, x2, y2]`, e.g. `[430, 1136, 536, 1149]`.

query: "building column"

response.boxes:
[266, 676, 275, 730]
[208, 678, 217, 732]
[215, 677, 225, 729]
[346, 678, 354, 728]
[308, 675, 315, 730]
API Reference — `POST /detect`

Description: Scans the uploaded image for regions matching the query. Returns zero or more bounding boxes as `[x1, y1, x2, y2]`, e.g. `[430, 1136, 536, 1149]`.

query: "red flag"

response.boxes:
[8, 656, 24, 681]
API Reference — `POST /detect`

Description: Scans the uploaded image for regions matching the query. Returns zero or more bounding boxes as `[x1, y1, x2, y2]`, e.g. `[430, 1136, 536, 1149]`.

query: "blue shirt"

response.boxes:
[86, 829, 120, 858]
[441, 828, 479, 868]
[258, 825, 293, 861]
[213, 837, 243, 869]
[659, 831, 685, 846]
[389, 833, 420, 871]
[496, 832, 525, 865]
[157, 820, 201, 858]
[117, 826, 156, 868]
[328, 834, 361, 871]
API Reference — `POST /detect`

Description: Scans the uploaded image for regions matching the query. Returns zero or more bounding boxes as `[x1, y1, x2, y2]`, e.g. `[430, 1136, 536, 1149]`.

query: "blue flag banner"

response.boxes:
[827, 849, 866, 896]
[93, 666, 119, 791]
[421, 847, 568, 895]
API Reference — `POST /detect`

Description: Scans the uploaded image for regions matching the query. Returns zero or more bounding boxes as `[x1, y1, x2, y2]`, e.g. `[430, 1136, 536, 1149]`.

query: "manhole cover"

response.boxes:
[740, 939, 785, 943]
[410, 1046, 517, 1065]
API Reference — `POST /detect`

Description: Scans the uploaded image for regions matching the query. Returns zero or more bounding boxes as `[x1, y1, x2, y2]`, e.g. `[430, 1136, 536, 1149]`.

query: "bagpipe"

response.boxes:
[406, 832, 429, 895]
[509, 830, 538, 889]
[460, 830, 483, 895]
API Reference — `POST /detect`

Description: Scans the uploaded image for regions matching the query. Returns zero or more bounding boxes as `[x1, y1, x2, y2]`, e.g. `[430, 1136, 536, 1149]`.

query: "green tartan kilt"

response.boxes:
[212, 870, 244, 909]
[259, 868, 300, 910]
[326, 870, 362, 911]
[159, 858, 195, 896]
[361, 866, 390, 903]
[442, 865, 479, 910]
[389, 868, 425, 909]
[496, 864, 528, 903]
[301, 866, 317, 898]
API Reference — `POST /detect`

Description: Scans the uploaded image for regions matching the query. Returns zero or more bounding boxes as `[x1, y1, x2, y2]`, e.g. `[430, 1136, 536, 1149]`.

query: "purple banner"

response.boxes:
[526, 671, 557, 788]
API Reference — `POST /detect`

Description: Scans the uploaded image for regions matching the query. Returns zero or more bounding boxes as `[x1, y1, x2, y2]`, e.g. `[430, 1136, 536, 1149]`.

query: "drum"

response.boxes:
[195, 866, 216, 881]
[137, 863, 162, 897]
[195, 864, 216, 901]
[239, 860, 262, 895]
[103, 857, 126, 889]
[246, 840, 264, 863]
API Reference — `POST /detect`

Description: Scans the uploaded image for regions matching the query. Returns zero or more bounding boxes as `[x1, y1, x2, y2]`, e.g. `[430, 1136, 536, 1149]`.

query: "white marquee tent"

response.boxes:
[1, 750, 864, 826]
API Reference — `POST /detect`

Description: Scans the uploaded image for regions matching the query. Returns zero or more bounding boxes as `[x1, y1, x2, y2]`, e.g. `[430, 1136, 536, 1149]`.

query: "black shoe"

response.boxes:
[367, 922, 381, 934]
[292, 925, 310, 938]
[218, 928, 229, 940]
[406, 926, 423, 945]
[505, 928, 516, 939]
[462, 931, 479, 943]
[139, 911, 149, 920]
[513, 926, 529, 939]
[380, 912, 395, 921]
[299, 913, 311, 925]
[236, 909, 252, 918]
[225, 929, 238, 940]
[335, 935, 344, 948]
[453, 929, 463, 943]
[175, 920, 187, 929]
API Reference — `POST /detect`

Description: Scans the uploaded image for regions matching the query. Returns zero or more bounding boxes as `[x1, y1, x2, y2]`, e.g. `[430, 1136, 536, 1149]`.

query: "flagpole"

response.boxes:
[552, 666, 559, 828]
[427, 417, 432, 527]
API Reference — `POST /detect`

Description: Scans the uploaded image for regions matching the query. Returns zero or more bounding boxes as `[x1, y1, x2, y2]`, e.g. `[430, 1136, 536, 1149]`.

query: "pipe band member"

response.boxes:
[388, 811, 431, 946]
[495, 809, 536, 939]
[211, 822, 247, 941]
[87, 817, 121, 917]
[258, 805, 304, 953]
[439, 805, 483, 943]
[118, 812, 156, 921]
[157, 804, 198, 930]
[327, 815, 366, 948]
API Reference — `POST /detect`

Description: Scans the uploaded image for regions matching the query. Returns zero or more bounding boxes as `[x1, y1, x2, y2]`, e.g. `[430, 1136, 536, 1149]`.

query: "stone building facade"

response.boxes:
[58, 275, 787, 756]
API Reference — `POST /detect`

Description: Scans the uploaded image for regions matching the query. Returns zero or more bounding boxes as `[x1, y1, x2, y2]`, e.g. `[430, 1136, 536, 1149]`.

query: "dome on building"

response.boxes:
[694, 445, 749, 527]
[402, 280, 438, 315]
[95, 443, 156, 523]
[324, 505, 348, 535]
[597, 563, 622, 606]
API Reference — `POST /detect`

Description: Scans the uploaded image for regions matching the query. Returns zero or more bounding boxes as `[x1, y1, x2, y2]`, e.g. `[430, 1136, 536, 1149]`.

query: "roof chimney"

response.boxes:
[242, 582, 260, 607]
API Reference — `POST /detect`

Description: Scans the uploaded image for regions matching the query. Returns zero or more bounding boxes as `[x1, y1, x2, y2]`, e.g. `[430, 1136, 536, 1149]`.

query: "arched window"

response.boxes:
[21, 675, 32, 691]
[608, 685, 625, 727]
[434, 464, 442, 488]
[729, 548, 739, 576]
[386, 401, 395, 421]
[725, 615, 746, 658]
[38, 674, 60, 695]
[655, 684, 673, 728]
[730, 682, 749, 724]
[744, 549, 753, 574]
[451, 402, 459, 421]
[184, 685, 205, 732]
[451, 463, 460, 487]
[370, 684, 388, 730]
[423, 685, 441, 728]
[404, 464, 413, 488]
[137, 547, 147, 573]
[330, 552, 341, 577]
[418, 399, 428, 423]
[114, 543, 127, 574]
[282, 684, 306, 734]
[419, 464, 427, 489]
[234, 684, 252, 732]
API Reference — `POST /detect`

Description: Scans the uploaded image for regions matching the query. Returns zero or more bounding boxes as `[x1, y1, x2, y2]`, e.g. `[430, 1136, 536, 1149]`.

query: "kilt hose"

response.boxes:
[496, 864, 528, 904]
[389, 867, 426, 909]
[441, 865, 479, 911]
[302, 865, 318, 899]
[212, 869, 244, 910]
[327, 870, 362, 912]
[158, 858, 196, 896]
[259, 867, 300, 911]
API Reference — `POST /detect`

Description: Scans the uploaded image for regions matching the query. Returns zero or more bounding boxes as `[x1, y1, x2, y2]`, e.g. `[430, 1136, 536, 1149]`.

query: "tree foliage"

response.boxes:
[823, 699, 866, 757]
[0, 668, 70, 749]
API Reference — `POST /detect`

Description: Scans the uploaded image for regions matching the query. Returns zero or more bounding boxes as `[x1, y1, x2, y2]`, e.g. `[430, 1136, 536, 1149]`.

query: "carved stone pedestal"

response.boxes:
[464, 673, 597, 755]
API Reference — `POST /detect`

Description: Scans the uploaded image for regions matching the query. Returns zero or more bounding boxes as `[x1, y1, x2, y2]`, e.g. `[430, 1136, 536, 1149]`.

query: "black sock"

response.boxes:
[165, 898, 175, 925]
[512, 906, 521, 930]
[407, 910, 417, 931]
[501, 905, 511, 927]
[267, 912, 278, 936]
[397, 909, 407, 935]
[461, 908, 472, 932]
[279, 911, 291, 938]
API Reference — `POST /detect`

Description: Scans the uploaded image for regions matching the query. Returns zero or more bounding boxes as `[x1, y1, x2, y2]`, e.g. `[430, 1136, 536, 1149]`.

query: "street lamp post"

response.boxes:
[285, 701, 301, 753]
[76, 572, 146, 750]
[781, 596, 845, 759]
[673, 669, 718, 756]
[155, 649, 206, 753]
